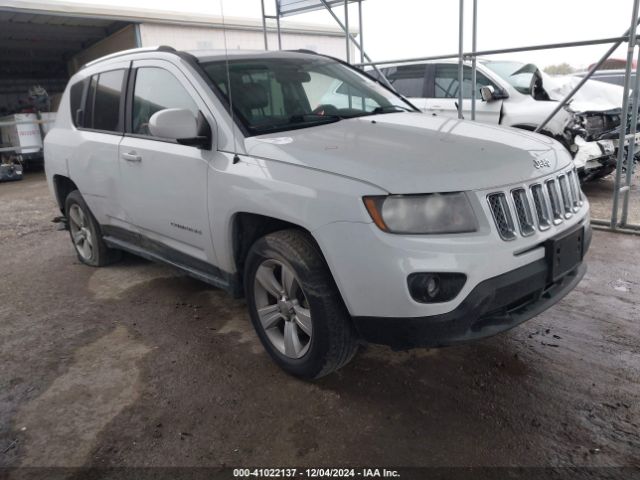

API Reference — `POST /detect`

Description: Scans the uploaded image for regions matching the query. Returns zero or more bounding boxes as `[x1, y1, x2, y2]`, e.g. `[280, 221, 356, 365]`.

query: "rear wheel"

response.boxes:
[244, 229, 358, 379]
[65, 190, 121, 267]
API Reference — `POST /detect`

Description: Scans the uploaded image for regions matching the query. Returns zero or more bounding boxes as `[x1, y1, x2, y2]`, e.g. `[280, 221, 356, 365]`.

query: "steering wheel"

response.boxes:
[311, 104, 339, 116]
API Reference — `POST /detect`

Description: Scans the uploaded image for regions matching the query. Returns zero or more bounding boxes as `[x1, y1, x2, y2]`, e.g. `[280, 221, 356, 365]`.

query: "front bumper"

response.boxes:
[319, 215, 591, 349]
[353, 257, 586, 350]
[575, 133, 640, 176]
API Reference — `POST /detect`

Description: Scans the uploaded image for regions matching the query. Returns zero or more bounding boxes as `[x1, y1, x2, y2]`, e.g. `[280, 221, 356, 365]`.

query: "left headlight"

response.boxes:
[363, 192, 478, 234]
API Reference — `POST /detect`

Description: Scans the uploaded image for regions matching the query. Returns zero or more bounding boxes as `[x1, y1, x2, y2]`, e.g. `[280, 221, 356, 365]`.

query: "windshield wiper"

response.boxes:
[288, 113, 342, 124]
[371, 105, 414, 114]
[250, 114, 342, 135]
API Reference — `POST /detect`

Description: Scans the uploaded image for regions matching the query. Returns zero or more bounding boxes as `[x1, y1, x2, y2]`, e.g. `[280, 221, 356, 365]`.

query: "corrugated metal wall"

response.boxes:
[139, 23, 353, 60]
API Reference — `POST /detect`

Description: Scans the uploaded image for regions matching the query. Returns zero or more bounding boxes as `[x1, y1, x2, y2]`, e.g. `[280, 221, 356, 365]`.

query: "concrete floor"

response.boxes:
[0, 173, 639, 473]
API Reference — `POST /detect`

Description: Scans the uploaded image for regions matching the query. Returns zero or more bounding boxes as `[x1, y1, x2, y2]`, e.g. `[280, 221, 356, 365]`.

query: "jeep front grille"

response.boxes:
[487, 169, 585, 241]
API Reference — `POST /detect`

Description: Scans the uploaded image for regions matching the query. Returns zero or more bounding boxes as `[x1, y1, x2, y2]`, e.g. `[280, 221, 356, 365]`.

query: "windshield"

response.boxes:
[483, 61, 532, 95]
[201, 56, 416, 136]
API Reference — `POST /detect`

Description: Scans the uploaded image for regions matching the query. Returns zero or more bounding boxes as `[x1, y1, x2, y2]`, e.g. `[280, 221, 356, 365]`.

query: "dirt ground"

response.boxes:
[0, 172, 639, 477]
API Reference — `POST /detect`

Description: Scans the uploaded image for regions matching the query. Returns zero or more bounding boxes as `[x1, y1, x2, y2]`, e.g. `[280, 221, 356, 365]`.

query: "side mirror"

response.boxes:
[149, 108, 211, 148]
[480, 85, 495, 102]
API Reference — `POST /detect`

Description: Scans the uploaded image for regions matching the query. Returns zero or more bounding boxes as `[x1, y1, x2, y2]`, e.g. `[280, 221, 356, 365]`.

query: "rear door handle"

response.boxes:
[121, 151, 142, 162]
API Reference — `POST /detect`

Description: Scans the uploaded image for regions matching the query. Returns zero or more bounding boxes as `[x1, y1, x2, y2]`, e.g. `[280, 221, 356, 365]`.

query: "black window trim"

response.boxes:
[76, 65, 129, 136]
[123, 65, 211, 148]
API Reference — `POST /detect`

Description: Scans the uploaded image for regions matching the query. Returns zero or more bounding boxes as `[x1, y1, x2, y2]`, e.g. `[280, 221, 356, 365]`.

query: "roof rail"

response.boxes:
[81, 45, 178, 70]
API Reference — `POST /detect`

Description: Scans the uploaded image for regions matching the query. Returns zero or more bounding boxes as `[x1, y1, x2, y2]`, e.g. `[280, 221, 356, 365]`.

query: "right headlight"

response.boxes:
[363, 192, 478, 234]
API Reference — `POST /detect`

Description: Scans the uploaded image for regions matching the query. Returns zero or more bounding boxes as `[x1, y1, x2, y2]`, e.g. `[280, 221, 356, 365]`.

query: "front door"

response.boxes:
[425, 63, 503, 124]
[117, 59, 215, 265]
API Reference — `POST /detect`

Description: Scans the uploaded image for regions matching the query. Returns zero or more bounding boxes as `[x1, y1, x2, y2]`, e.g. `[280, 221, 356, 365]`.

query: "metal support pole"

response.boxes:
[471, 0, 477, 121]
[620, 41, 640, 225]
[134, 24, 142, 48]
[358, 0, 364, 64]
[457, 0, 464, 119]
[344, 0, 350, 63]
[276, 0, 282, 50]
[318, 0, 395, 90]
[356, 36, 629, 68]
[611, 0, 640, 228]
[536, 21, 640, 133]
[260, 0, 268, 50]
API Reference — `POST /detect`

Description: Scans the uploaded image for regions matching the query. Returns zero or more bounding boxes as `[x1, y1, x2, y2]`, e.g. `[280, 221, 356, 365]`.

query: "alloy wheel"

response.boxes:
[68, 204, 94, 261]
[253, 259, 313, 359]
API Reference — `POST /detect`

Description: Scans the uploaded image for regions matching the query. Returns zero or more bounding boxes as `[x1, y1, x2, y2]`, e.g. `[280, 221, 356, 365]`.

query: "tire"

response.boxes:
[65, 190, 121, 267]
[244, 229, 359, 379]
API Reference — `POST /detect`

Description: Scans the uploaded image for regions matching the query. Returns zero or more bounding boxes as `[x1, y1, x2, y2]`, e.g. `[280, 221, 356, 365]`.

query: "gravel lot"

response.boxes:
[0, 172, 639, 477]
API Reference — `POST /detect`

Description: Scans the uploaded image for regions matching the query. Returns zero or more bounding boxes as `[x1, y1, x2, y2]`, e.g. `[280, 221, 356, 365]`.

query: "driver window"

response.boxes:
[132, 67, 199, 136]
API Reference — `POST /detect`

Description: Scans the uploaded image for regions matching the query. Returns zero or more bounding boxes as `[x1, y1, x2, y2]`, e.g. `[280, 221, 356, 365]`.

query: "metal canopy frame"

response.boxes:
[261, 0, 640, 233]
[260, 0, 393, 88]
[361, 0, 640, 234]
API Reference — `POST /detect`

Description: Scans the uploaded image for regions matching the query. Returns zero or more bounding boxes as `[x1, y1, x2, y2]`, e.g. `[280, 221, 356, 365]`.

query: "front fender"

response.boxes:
[208, 153, 384, 273]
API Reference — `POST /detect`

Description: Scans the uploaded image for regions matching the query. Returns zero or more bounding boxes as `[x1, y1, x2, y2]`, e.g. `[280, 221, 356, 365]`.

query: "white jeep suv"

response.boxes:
[44, 47, 591, 379]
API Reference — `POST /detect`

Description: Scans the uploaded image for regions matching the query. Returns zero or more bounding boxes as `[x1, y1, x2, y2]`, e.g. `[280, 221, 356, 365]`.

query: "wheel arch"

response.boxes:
[52, 175, 79, 213]
[231, 212, 330, 296]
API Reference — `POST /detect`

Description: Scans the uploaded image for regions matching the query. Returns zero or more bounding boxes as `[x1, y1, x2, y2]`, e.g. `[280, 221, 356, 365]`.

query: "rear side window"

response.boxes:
[83, 69, 125, 132]
[381, 65, 427, 98]
[131, 67, 199, 136]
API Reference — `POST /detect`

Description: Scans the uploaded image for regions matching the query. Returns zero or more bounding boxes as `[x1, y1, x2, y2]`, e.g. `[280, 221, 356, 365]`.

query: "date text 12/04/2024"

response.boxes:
[233, 468, 401, 478]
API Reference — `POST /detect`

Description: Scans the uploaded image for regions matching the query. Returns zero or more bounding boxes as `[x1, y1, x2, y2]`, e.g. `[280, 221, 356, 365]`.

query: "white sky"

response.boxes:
[57, 0, 633, 69]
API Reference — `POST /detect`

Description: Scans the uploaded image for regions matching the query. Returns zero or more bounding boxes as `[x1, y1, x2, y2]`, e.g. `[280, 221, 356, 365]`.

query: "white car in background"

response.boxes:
[369, 59, 630, 181]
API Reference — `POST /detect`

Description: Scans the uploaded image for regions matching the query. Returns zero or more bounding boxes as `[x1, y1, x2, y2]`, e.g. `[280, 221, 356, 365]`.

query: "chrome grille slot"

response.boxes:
[546, 179, 563, 223]
[570, 168, 584, 205]
[566, 170, 580, 212]
[531, 184, 551, 231]
[487, 193, 516, 240]
[558, 174, 573, 218]
[511, 188, 535, 236]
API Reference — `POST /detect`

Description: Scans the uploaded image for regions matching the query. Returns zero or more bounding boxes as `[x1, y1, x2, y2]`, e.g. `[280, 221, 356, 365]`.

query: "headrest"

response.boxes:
[233, 82, 269, 110]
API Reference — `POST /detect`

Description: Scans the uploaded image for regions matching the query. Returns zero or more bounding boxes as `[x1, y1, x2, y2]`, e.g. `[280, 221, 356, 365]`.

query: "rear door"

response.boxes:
[426, 63, 503, 123]
[67, 61, 129, 225]
[117, 59, 217, 266]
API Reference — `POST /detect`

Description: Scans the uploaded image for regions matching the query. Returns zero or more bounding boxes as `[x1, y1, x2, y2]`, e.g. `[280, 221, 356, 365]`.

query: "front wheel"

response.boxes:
[244, 229, 358, 379]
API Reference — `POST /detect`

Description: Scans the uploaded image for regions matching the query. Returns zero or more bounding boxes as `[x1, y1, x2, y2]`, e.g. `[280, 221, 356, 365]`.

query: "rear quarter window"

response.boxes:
[69, 80, 86, 127]
[82, 69, 126, 133]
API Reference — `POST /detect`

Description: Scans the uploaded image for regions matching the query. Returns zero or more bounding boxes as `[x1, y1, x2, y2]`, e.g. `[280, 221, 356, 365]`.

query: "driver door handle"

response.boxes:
[121, 151, 142, 162]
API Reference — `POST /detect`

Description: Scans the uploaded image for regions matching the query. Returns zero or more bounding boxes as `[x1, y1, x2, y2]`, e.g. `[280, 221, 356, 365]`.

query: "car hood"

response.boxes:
[244, 113, 572, 194]
[543, 73, 623, 112]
